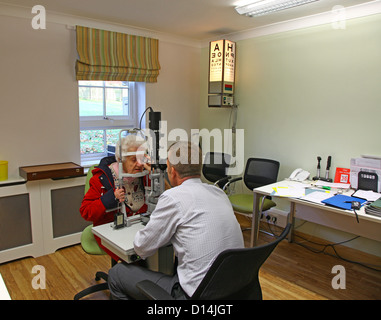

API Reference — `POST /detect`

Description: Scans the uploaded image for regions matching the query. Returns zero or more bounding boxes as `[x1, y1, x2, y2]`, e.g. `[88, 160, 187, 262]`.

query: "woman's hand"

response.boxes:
[143, 162, 151, 172]
[114, 187, 125, 202]
[139, 154, 151, 172]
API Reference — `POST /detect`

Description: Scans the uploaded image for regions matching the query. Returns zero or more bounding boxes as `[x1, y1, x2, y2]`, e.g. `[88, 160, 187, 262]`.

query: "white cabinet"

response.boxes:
[0, 176, 88, 263]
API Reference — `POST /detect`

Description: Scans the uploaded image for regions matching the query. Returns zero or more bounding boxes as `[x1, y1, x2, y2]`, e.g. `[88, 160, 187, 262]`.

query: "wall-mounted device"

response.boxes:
[208, 39, 236, 107]
[208, 94, 234, 107]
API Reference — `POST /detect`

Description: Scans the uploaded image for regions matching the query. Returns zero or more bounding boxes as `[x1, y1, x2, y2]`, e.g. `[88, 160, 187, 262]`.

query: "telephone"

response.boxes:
[289, 168, 310, 181]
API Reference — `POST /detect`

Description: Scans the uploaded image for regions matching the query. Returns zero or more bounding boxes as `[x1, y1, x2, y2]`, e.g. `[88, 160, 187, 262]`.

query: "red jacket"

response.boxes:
[80, 156, 149, 262]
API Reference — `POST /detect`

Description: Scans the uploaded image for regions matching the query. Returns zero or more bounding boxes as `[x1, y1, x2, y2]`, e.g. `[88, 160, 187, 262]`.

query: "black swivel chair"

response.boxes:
[202, 152, 231, 188]
[225, 158, 280, 221]
[136, 223, 291, 300]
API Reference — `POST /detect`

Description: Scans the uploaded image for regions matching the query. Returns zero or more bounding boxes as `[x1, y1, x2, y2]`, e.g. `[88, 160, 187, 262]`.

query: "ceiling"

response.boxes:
[1, 0, 377, 40]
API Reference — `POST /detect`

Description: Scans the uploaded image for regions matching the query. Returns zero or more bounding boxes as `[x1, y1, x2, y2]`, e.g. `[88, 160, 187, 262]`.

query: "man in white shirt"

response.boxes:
[108, 141, 244, 300]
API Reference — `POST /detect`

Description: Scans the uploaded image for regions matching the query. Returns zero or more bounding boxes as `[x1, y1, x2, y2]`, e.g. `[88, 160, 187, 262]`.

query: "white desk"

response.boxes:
[92, 222, 174, 275]
[251, 180, 381, 247]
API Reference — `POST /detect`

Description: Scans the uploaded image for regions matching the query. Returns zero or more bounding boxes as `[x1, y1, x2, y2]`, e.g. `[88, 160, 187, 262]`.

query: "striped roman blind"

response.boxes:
[75, 26, 160, 82]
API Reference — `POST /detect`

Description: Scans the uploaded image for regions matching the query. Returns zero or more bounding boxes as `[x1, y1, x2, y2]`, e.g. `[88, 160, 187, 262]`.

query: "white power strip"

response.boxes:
[261, 208, 289, 228]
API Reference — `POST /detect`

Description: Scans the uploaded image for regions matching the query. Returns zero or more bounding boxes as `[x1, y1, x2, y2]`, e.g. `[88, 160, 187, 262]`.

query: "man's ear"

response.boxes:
[170, 166, 180, 184]
[170, 166, 177, 178]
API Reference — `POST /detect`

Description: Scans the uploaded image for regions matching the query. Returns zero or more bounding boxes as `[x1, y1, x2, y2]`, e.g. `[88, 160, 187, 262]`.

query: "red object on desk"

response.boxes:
[334, 167, 350, 184]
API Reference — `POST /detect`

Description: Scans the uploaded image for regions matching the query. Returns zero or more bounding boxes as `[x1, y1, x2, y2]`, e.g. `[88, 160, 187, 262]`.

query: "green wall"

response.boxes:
[201, 13, 380, 180]
[200, 13, 381, 256]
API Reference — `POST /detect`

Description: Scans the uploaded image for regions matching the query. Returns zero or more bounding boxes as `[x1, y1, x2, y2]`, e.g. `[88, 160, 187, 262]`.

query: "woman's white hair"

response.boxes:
[115, 134, 146, 162]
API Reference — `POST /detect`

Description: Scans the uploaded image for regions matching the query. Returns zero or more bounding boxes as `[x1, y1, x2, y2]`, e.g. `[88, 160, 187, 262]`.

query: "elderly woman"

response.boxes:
[80, 134, 150, 262]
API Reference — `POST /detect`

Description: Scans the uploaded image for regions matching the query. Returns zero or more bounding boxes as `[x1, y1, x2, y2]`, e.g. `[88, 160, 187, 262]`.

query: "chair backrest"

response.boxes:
[243, 158, 280, 191]
[202, 152, 231, 188]
[191, 223, 291, 300]
[85, 164, 97, 195]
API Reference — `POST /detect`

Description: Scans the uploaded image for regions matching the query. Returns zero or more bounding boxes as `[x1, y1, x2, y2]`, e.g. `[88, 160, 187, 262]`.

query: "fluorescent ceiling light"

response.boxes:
[235, 0, 319, 17]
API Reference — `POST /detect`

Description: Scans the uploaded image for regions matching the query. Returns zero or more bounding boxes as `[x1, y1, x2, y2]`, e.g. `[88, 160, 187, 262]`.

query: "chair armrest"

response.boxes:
[214, 176, 231, 188]
[223, 176, 242, 190]
[136, 280, 175, 300]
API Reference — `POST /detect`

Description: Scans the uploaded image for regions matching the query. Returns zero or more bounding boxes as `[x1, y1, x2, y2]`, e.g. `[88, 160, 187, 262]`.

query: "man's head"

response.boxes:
[167, 141, 202, 186]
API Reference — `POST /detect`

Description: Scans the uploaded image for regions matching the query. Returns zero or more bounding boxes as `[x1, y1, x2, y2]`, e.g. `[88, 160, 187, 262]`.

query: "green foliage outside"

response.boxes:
[80, 129, 120, 155]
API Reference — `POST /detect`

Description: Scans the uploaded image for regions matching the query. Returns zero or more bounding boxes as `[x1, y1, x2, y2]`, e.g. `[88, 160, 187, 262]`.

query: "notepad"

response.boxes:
[365, 197, 381, 217]
[352, 189, 381, 202]
[301, 190, 335, 204]
[321, 194, 367, 210]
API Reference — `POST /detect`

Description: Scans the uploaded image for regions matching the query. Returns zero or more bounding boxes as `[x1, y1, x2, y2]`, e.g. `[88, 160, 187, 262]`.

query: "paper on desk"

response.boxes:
[352, 189, 381, 201]
[314, 181, 350, 189]
[271, 183, 306, 198]
[300, 190, 335, 204]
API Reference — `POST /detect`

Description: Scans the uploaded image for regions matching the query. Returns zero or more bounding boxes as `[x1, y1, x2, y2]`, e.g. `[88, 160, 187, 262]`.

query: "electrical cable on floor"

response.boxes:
[266, 220, 280, 238]
[293, 233, 381, 272]
[254, 219, 381, 272]
[292, 221, 381, 271]
[240, 213, 277, 237]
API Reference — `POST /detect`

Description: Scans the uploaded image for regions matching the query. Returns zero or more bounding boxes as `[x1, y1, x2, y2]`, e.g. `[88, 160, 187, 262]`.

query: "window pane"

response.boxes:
[105, 88, 129, 116]
[79, 80, 102, 86]
[104, 81, 129, 87]
[79, 87, 104, 116]
[79, 81, 143, 163]
[80, 130, 105, 154]
[106, 129, 124, 147]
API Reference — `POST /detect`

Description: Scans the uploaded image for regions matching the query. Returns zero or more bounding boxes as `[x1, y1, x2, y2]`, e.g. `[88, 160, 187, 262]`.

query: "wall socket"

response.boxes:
[260, 208, 288, 228]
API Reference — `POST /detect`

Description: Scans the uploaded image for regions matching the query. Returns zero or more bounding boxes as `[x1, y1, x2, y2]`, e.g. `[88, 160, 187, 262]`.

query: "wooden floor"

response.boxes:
[0, 220, 380, 300]
[257, 230, 381, 300]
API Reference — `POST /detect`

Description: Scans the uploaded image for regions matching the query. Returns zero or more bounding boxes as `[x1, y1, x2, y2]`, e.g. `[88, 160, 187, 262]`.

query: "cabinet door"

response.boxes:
[0, 193, 32, 251]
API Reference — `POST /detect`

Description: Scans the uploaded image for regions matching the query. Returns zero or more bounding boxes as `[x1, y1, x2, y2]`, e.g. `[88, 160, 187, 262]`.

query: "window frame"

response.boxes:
[79, 81, 145, 164]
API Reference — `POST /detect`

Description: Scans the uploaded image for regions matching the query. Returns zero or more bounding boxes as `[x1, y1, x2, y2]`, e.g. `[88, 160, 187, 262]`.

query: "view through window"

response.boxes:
[79, 81, 140, 163]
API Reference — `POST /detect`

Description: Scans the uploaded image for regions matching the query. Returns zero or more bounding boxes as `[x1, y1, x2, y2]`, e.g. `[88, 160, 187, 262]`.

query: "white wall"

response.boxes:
[147, 41, 200, 136]
[0, 14, 200, 178]
[0, 16, 80, 178]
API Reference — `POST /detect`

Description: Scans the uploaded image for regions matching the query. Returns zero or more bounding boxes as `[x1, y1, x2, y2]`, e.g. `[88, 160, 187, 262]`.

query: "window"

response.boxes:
[79, 80, 145, 164]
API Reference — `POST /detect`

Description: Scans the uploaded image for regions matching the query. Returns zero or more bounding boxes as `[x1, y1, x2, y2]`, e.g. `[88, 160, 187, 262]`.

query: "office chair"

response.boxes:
[136, 223, 291, 300]
[202, 152, 231, 188]
[74, 165, 115, 300]
[224, 158, 280, 228]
